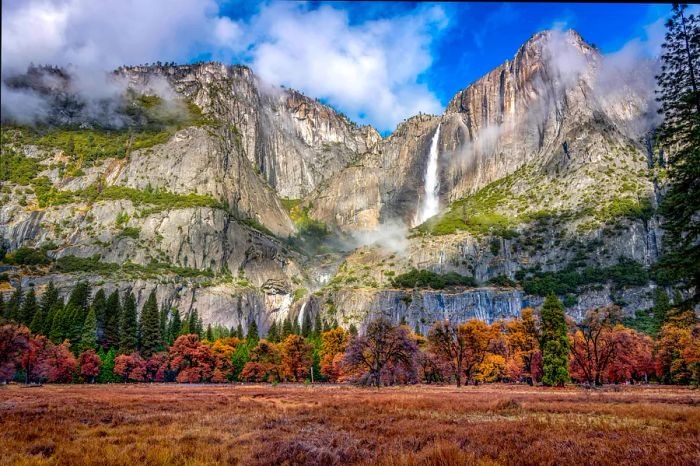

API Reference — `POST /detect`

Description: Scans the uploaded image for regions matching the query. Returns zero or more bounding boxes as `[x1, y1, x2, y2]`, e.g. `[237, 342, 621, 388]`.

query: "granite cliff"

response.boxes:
[1, 30, 672, 333]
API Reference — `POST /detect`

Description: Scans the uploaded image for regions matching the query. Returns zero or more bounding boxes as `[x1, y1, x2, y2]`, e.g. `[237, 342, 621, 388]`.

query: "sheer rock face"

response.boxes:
[118, 63, 381, 199]
[308, 30, 657, 230]
[1, 30, 665, 329]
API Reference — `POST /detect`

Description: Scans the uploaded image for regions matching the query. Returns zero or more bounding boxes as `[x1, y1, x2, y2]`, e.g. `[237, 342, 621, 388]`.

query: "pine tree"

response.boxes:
[348, 323, 358, 337]
[540, 294, 570, 387]
[656, 4, 700, 302]
[38, 282, 60, 335]
[197, 316, 204, 337]
[91, 289, 107, 347]
[119, 291, 138, 353]
[282, 317, 293, 339]
[205, 324, 213, 341]
[20, 288, 38, 326]
[29, 301, 46, 334]
[65, 303, 83, 343]
[168, 308, 181, 344]
[0, 293, 5, 320]
[159, 305, 168, 343]
[7, 285, 23, 322]
[187, 309, 199, 336]
[302, 310, 313, 337]
[247, 319, 259, 344]
[293, 318, 301, 336]
[652, 288, 672, 333]
[139, 290, 162, 357]
[78, 307, 98, 353]
[104, 291, 121, 350]
[414, 322, 422, 336]
[49, 305, 66, 343]
[268, 320, 279, 342]
[313, 313, 322, 337]
[68, 281, 91, 320]
[235, 323, 244, 339]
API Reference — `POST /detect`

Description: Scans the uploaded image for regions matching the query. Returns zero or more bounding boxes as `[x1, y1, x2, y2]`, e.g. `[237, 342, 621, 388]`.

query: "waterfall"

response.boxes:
[297, 301, 307, 327]
[413, 123, 441, 226]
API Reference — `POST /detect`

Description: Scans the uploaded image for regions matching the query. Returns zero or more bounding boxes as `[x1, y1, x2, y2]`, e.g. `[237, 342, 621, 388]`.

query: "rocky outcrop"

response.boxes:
[118, 63, 381, 199]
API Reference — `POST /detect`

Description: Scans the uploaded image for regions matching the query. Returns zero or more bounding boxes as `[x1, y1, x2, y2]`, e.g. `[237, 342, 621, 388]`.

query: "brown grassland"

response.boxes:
[0, 384, 699, 466]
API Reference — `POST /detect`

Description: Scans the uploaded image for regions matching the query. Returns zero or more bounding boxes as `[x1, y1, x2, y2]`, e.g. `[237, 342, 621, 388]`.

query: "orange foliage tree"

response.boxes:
[240, 339, 282, 383]
[280, 334, 313, 382]
[503, 308, 541, 384]
[319, 327, 349, 382]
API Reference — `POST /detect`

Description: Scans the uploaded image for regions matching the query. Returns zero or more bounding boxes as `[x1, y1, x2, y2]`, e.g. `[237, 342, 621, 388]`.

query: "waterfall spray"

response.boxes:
[413, 123, 441, 226]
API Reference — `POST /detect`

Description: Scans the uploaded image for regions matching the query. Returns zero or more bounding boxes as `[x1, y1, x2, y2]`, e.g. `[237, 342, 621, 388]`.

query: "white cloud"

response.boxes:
[1, 0, 448, 132]
[239, 3, 447, 130]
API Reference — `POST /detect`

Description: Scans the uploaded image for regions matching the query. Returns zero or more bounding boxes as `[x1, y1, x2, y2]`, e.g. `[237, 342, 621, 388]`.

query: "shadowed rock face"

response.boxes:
[118, 63, 381, 199]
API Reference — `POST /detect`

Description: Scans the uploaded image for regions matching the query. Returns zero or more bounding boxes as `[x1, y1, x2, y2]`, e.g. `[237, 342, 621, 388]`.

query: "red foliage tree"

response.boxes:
[114, 352, 147, 382]
[145, 352, 169, 382]
[342, 317, 417, 387]
[79, 349, 102, 383]
[169, 334, 214, 383]
[0, 324, 31, 383]
[605, 328, 654, 384]
[33, 340, 77, 383]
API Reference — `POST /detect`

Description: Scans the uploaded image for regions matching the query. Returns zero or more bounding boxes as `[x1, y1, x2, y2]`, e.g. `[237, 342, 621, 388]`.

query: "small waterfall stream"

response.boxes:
[413, 123, 441, 226]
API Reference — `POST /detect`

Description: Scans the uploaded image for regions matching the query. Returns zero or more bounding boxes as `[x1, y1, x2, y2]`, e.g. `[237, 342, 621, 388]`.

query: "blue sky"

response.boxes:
[1, 1, 676, 132]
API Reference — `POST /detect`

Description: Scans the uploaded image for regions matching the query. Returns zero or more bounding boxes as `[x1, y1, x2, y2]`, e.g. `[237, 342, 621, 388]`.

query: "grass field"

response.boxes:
[1, 384, 699, 465]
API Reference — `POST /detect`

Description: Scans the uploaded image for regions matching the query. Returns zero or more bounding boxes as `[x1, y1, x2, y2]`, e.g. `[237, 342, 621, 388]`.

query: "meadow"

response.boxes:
[1, 384, 698, 465]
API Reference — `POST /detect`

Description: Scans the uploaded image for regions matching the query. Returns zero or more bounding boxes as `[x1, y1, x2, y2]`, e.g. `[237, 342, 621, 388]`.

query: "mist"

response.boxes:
[0, 65, 191, 129]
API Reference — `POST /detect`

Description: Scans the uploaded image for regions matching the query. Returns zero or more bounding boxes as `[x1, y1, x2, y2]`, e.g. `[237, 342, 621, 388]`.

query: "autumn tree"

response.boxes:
[428, 320, 470, 386]
[209, 337, 238, 382]
[605, 328, 655, 384]
[458, 320, 497, 385]
[504, 308, 541, 384]
[656, 4, 700, 301]
[540, 294, 570, 387]
[0, 324, 31, 383]
[79, 349, 102, 383]
[240, 339, 282, 382]
[114, 352, 147, 382]
[33, 340, 77, 383]
[280, 334, 313, 382]
[319, 326, 349, 382]
[342, 317, 417, 387]
[569, 306, 623, 386]
[169, 334, 214, 383]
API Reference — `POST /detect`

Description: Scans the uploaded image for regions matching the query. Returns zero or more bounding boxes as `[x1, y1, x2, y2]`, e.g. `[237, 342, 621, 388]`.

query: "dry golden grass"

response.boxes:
[1, 384, 699, 465]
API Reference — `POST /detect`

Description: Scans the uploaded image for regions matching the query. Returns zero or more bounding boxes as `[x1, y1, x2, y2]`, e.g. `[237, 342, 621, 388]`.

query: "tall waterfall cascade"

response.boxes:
[413, 123, 442, 227]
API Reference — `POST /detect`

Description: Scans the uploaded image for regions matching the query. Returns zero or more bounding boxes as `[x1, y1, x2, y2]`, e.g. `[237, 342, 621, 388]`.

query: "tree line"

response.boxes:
[1, 282, 698, 386]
